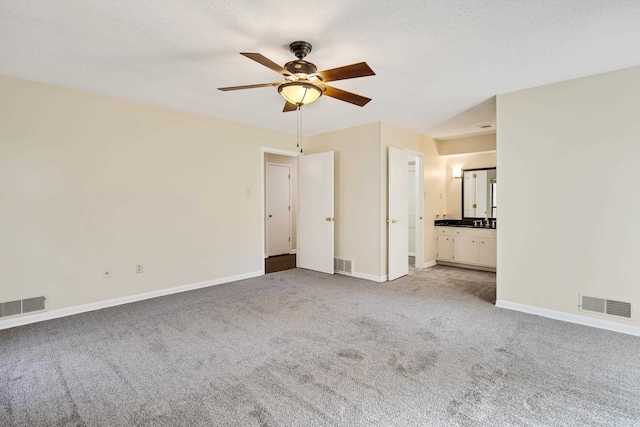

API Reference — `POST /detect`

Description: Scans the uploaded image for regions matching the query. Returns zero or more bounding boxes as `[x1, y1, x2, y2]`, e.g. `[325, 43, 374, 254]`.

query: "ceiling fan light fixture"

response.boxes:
[278, 82, 322, 106]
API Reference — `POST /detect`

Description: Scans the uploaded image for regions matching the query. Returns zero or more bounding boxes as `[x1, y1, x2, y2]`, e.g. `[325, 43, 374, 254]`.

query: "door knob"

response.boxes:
[392, 219, 398, 223]
[326, 217, 333, 222]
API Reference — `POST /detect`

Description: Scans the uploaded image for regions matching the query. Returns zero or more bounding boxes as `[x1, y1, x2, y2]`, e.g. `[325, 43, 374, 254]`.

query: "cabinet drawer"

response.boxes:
[465, 228, 494, 238]
[436, 227, 452, 236]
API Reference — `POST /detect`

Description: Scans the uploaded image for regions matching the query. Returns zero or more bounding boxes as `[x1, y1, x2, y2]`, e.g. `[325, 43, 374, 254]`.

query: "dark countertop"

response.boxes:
[435, 219, 497, 229]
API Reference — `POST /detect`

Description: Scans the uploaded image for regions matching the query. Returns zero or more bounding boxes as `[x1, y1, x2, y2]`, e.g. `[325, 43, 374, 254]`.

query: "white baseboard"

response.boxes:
[495, 300, 640, 337]
[349, 271, 388, 283]
[0, 270, 263, 331]
[290, 249, 297, 254]
[422, 260, 437, 268]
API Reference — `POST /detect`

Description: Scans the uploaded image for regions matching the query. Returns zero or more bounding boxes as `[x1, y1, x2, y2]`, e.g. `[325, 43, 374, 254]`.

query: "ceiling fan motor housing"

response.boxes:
[284, 60, 318, 76]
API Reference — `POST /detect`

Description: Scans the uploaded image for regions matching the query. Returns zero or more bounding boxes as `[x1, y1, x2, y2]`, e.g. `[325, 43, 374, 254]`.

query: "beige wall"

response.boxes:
[0, 75, 298, 313]
[421, 135, 447, 263]
[306, 121, 446, 278]
[305, 122, 382, 278]
[443, 152, 496, 219]
[497, 65, 640, 328]
[436, 133, 496, 156]
[264, 153, 298, 252]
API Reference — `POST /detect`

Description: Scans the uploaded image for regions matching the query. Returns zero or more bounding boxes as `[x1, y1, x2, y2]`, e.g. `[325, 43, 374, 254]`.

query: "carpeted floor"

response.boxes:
[1, 266, 640, 426]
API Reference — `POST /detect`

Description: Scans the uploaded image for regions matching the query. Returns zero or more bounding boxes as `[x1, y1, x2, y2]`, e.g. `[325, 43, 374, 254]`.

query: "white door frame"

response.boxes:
[405, 148, 424, 269]
[266, 162, 292, 257]
[261, 148, 301, 275]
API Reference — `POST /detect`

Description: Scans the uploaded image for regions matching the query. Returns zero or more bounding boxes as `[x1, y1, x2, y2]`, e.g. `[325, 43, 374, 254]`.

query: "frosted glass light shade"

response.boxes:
[452, 168, 463, 178]
[278, 82, 322, 106]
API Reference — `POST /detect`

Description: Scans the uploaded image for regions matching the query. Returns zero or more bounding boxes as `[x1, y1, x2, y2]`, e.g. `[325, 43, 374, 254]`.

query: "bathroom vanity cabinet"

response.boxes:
[436, 226, 496, 270]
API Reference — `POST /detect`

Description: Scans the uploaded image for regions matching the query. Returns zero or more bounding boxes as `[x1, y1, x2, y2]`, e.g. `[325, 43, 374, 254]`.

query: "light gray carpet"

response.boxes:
[2, 266, 640, 426]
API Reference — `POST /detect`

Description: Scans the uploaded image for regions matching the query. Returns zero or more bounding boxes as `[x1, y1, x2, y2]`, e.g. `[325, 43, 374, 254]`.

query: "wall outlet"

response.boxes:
[103, 268, 111, 278]
[136, 264, 143, 274]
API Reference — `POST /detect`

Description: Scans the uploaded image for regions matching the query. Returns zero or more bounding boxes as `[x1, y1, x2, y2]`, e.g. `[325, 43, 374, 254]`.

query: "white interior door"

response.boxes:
[410, 154, 424, 269]
[388, 147, 409, 281]
[298, 152, 334, 274]
[266, 163, 291, 256]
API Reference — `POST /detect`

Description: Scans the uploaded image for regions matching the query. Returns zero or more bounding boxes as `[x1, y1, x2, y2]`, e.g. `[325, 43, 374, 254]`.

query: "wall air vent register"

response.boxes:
[0, 296, 46, 318]
[580, 294, 632, 319]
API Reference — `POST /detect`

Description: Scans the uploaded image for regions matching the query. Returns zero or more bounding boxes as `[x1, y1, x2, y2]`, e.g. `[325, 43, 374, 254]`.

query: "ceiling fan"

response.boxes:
[217, 41, 375, 112]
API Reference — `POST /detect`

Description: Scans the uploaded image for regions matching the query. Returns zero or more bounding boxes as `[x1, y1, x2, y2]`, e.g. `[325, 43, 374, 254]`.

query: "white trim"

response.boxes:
[350, 271, 388, 282]
[495, 300, 640, 338]
[0, 271, 262, 331]
[423, 260, 437, 268]
[261, 147, 302, 157]
[290, 249, 297, 254]
[408, 252, 416, 256]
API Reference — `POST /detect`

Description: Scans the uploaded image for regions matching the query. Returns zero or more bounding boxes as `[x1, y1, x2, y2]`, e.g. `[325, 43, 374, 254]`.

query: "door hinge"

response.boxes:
[288, 174, 290, 179]
[289, 237, 291, 242]
[288, 205, 291, 210]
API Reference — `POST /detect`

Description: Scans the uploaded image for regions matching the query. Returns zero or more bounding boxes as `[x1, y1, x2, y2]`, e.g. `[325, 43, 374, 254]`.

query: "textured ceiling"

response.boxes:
[1, 1, 640, 137]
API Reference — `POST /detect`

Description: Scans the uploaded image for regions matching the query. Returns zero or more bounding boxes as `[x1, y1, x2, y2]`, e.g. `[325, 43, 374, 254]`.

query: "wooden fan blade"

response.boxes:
[217, 82, 282, 91]
[315, 62, 375, 83]
[240, 53, 293, 76]
[283, 101, 298, 112]
[323, 85, 371, 107]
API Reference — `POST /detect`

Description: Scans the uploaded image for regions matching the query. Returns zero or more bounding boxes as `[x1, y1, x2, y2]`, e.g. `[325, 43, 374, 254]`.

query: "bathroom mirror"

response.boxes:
[462, 168, 497, 219]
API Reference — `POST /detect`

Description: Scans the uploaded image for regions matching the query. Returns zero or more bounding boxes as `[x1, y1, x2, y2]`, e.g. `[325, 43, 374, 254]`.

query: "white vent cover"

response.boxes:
[0, 296, 46, 318]
[580, 294, 632, 319]
[334, 257, 353, 274]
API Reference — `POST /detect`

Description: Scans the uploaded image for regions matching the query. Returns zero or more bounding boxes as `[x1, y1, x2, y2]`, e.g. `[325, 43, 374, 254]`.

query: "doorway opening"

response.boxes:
[262, 149, 300, 274]
[408, 154, 423, 270]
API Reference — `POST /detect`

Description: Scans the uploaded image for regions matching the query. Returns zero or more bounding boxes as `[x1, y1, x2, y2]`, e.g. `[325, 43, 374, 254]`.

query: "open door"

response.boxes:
[388, 147, 409, 280]
[266, 163, 291, 256]
[298, 152, 334, 274]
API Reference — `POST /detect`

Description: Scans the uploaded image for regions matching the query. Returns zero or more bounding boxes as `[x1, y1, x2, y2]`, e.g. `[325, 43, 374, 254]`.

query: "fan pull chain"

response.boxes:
[297, 105, 303, 153]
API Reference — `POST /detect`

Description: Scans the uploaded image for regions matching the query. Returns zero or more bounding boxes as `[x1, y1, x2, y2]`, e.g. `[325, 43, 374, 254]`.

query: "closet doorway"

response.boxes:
[263, 150, 299, 273]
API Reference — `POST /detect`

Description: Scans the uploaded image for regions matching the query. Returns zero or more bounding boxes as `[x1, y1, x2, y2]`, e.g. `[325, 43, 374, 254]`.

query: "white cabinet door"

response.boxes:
[453, 237, 478, 264]
[437, 236, 454, 261]
[478, 238, 497, 267]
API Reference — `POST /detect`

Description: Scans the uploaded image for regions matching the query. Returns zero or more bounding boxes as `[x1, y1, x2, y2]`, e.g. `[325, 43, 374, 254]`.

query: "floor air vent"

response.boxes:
[334, 257, 353, 274]
[580, 294, 632, 319]
[0, 296, 46, 318]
